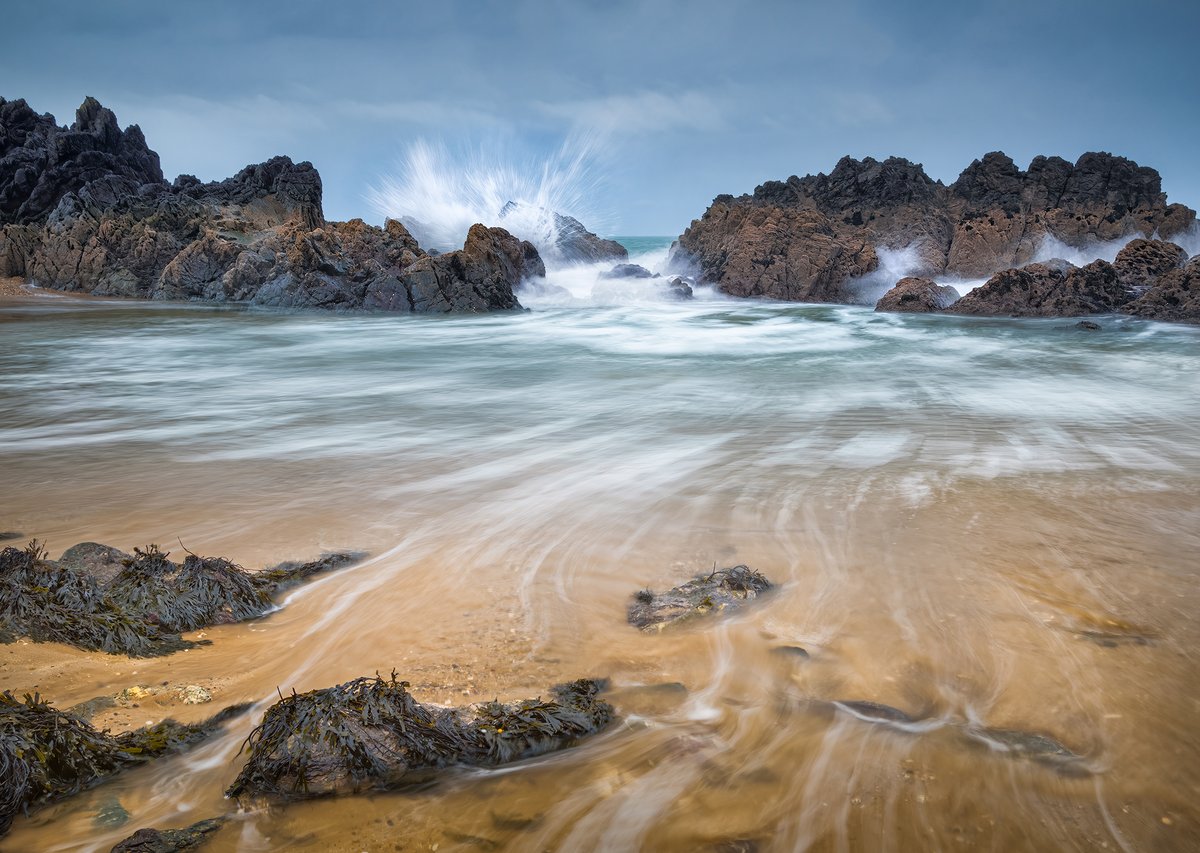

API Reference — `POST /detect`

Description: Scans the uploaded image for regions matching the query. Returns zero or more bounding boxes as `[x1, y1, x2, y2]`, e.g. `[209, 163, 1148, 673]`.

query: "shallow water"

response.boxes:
[1, 255, 1199, 852]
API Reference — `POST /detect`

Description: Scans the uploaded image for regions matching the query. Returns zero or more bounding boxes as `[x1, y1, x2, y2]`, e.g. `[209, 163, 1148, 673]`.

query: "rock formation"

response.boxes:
[499, 200, 627, 264]
[0, 97, 544, 311]
[875, 277, 960, 313]
[676, 151, 1195, 306]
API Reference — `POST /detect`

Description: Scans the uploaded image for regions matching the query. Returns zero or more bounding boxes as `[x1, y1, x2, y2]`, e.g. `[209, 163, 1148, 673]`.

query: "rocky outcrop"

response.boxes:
[0, 97, 544, 311]
[676, 151, 1195, 303]
[875, 277, 960, 312]
[1112, 238, 1187, 291]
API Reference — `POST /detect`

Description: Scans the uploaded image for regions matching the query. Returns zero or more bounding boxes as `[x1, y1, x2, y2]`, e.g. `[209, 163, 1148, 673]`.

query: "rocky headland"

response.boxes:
[0, 97, 546, 312]
[674, 151, 1199, 322]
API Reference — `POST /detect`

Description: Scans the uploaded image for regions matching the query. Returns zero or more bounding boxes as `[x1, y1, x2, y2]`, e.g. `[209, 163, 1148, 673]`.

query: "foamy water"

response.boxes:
[1, 251, 1199, 852]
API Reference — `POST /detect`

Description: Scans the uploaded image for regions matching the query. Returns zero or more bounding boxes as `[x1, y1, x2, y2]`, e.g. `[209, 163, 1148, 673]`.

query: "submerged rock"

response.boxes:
[0, 541, 364, 657]
[833, 700, 917, 725]
[111, 817, 226, 853]
[964, 726, 1088, 771]
[0, 691, 246, 835]
[665, 276, 694, 300]
[875, 277, 960, 312]
[627, 565, 773, 631]
[601, 263, 654, 279]
[0, 532, 21, 542]
[226, 673, 612, 800]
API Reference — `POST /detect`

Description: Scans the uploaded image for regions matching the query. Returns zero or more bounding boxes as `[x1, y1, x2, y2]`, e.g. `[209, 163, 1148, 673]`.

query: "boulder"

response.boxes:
[874, 277, 960, 312]
[111, 818, 226, 853]
[1112, 238, 1187, 290]
[1123, 257, 1200, 324]
[946, 259, 1130, 317]
[601, 263, 654, 279]
[665, 276, 694, 300]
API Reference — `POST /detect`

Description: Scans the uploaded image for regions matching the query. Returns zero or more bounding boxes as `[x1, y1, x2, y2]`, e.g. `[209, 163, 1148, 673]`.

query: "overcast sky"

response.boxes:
[4, 0, 1197, 235]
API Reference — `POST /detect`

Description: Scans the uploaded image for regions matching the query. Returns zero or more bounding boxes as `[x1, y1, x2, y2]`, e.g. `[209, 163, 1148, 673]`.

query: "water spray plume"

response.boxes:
[367, 133, 610, 259]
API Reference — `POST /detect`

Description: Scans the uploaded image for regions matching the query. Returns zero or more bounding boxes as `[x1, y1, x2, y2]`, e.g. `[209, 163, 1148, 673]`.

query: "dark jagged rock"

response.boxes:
[1, 97, 544, 312]
[947, 259, 1130, 317]
[627, 565, 773, 631]
[601, 263, 654, 279]
[0, 541, 364, 657]
[665, 276, 694, 300]
[499, 201, 627, 264]
[874, 277, 960, 312]
[1076, 320, 1102, 330]
[1112, 238, 1187, 291]
[0, 96, 163, 226]
[111, 818, 226, 853]
[0, 691, 246, 836]
[226, 673, 612, 801]
[676, 151, 1196, 303]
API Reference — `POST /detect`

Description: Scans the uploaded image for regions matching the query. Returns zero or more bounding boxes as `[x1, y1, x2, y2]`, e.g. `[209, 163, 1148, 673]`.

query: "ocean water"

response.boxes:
[1, 246, 1199, 852]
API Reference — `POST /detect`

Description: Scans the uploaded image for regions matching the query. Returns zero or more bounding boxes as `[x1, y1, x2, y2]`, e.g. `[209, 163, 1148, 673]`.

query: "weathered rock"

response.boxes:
[1112, 238, 1187, 291]
[947, 259, 1130, 317]
[1122, 257, 1200, 324]
[0, 541, 365, 657]
[226, 674, 612, 800]
[111, 818, 226, 853]
[628, 565, 773, 631]
[0, 691, 246, 835]
[676, 151, 1196, 303]
[874, 277, 960, 312]
[676, 202, 877, 302]
[2, 97, 544, 313]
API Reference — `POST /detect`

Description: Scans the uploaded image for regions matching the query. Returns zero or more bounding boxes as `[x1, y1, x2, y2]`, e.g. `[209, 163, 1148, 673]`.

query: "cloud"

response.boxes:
[536, 90, 726, 136]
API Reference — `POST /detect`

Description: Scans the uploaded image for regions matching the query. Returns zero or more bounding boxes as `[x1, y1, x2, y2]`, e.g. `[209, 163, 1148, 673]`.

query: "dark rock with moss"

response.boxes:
[1123, 255, 1200, 324]
[627, 565, 772, 631]
[0, 691, 246, 835]
[110, 818, 226, 853]
[226, 673, 612, 801]
[874, 277, 960, 312]
[0, 97, 545, 312]
[0, 541, 364, 657]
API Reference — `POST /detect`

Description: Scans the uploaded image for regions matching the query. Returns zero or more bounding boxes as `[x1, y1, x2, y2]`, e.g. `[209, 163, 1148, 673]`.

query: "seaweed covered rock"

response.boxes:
[627, 565, 773, 631]
[111, 818, 226, 853]
[226, 674, 612, 800]
[946, 259, 1131, 317]
[0, 691, 245, 835]
[0, 541, 363, 656]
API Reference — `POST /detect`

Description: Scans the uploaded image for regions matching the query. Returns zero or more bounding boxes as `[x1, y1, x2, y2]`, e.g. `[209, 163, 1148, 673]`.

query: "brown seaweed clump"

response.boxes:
[226, 674, 613, 801]
[0, 691, 247, 835]
[0, 541, 363, 657]
[627, 565, 773, 631]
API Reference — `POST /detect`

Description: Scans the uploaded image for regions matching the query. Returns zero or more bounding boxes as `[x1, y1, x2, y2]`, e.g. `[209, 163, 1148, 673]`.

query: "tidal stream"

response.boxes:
[1, 257, 1198, 851]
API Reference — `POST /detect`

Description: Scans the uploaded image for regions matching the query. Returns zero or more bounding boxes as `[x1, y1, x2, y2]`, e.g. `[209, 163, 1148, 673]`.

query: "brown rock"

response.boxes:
[947, 259, 1130, 317]
[874, 277, 960, 312]
[1123, 257, 1200, 324]
[1112, 238, 1187, 291]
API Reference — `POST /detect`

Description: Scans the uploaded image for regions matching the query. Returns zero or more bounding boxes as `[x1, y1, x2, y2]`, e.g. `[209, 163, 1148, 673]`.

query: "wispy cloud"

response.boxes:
[536, 90, 726, 135]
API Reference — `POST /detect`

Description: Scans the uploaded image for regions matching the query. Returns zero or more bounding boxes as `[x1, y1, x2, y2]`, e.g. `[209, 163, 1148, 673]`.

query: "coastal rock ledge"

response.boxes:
[0, 96, 544, 311]
[674, 151, 1197, 318]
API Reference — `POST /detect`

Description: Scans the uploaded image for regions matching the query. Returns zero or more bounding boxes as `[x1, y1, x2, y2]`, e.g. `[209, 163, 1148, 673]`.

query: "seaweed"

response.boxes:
[0, 542, 364, 658]
[0, 691, 246, 835]
[627, 565, 773, 631]
[227, 673, 613, 801]
[111, 817, 226, 853]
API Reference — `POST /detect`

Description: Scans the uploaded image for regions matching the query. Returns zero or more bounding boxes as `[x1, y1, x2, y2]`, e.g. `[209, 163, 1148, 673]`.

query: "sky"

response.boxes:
[3, 0, 1198, 236]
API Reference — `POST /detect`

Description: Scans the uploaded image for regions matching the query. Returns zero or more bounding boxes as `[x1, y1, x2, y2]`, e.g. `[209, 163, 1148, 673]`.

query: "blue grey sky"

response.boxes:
[3, 0, 1197, 235]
